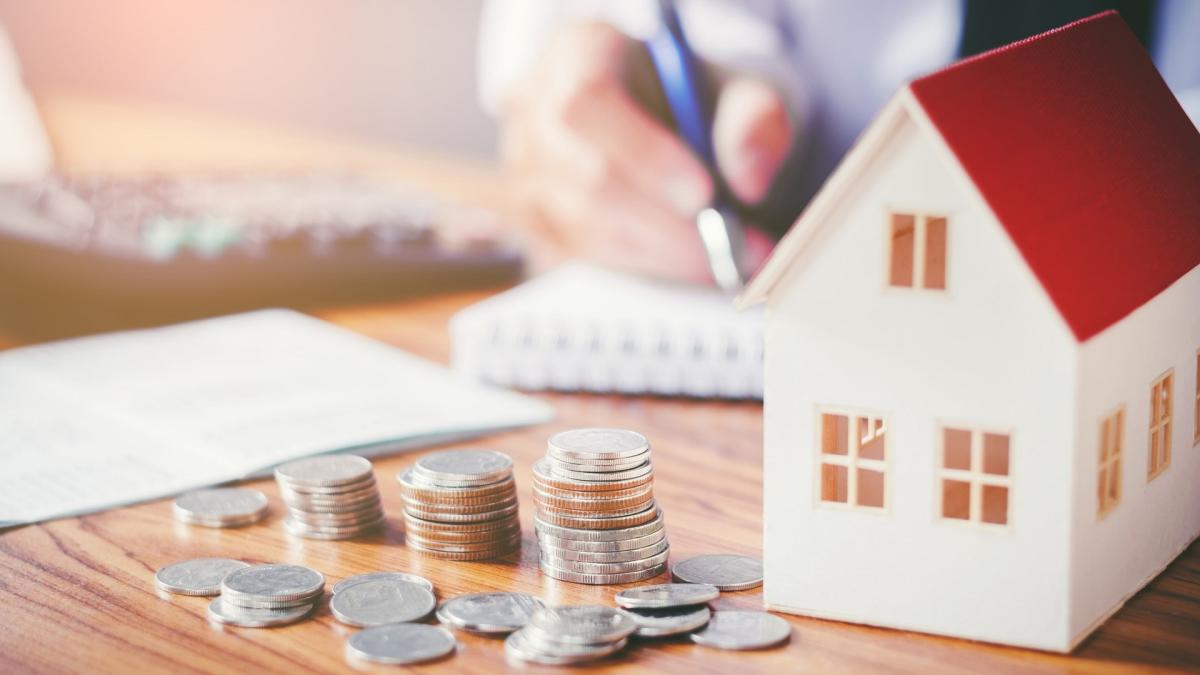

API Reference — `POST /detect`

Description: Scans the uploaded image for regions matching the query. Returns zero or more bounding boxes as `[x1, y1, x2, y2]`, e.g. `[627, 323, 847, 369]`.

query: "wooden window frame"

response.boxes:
[937, 425, 1012, 529]
[1193, 349, 1199, 447]
[887, 212, 948, 291]
[1149, 370, 1173, 481]
[1097, 406, 1124, 519]
[816, 409, 888, 511]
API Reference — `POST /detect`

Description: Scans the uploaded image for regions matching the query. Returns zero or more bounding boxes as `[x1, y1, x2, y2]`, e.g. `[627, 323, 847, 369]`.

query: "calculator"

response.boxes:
[0, 173, 523, 338]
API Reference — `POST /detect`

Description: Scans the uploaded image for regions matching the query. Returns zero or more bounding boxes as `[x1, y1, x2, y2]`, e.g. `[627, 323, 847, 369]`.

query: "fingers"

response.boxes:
[712, 77, 793, 205]
[562, 78, 712, 219]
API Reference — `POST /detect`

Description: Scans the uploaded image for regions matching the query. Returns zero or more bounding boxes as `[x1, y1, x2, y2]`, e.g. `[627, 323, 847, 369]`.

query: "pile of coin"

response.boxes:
[615, 582, 717, 638]
[397, 449, 521, 559]
[173, 488, 268, 528]
[532, 429, 668, 584]
[275, 454, 385, 540]
[505, 605, 636, 665]
[208, 563, 325, 628]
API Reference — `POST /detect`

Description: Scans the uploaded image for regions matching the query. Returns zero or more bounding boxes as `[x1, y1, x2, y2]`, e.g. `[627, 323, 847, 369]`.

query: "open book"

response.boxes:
[0, 310, 552, 526]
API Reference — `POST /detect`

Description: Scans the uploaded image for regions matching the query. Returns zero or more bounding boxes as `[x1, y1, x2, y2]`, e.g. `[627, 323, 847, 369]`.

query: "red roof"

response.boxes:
[909, 11, 1200, 341]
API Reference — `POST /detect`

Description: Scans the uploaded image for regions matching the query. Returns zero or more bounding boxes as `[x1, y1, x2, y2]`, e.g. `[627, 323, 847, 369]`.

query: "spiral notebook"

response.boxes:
[450, 263, 763, 399]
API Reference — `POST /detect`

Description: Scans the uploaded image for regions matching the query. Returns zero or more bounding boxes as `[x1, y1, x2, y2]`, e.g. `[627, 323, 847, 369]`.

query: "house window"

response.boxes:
[818, 411, 886, 509]
[888, 213, 947, 290]
[1194, 350, 1199, 446]
[1149, 370, 1173, 480]
[939, 426, 1011, 526]
[1098, 407, 1124, 518]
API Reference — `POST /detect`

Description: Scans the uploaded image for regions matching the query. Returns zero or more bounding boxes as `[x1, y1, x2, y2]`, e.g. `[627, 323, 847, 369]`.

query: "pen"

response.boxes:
[646, 0, 746, 292]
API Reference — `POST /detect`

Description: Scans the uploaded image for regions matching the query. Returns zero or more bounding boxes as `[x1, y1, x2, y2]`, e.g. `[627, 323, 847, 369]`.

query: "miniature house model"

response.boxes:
[739, 12, 1200, 652]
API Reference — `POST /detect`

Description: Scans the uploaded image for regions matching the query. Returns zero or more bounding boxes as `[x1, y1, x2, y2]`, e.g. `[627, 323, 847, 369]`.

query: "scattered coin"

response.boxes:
[207, 597, 316, 628]
[154, 558, 249, 596]
[505, 629, 627, 666]
[526, 605, 638, 645]
[329, 579, 437, 627]
[627, 605, 712, 638]
[533, 429, 670, 584]
[397, 450, 521, 560]
[172, 488, 268, 527]
[436, 592, 546, 634]
[332, 572, 434, 595]
[276, 454, 384, 540]
[220, 564, 325, 607]
[346, 623, 457, 665]
[690, 610, 791, 650]
[671, 554, 763, 591]
[614, 582, 720, 609]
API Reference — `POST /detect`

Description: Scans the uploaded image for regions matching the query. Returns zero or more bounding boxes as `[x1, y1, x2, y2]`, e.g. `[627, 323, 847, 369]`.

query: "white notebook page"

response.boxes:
[0, 309, 553, 526]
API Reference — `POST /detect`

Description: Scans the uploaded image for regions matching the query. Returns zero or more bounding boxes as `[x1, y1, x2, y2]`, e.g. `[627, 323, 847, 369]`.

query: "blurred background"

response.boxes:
[0, 0, 497, 158]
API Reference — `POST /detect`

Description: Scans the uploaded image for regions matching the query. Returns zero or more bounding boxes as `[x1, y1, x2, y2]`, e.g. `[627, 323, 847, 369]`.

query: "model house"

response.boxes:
[738, 12, 1200, 652]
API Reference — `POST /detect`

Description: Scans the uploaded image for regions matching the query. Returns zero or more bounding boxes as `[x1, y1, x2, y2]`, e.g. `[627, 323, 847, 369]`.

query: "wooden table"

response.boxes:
[1, 97, 1198, 674]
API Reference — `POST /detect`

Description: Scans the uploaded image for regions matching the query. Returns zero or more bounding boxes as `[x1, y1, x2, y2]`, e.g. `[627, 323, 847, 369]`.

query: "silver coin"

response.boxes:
[628, 605, 712, 637]
[690, 610, 791, 650]
[526, 605, 638, 644]
[332, 572, 434, 595]
[540, 549, 669, 576]
[537, 529, 665, 553]
[548, 428, 649, 460]
[671, 554, 763, 591]
[283, 517, 384, 540]
[413, 449, 513, 484]
[533, 512, 664, 541]
[546, 455, 650, 473]
[329, 579, 436, 627]
[207, 597, 314, 628]
[539, 539, 669, 564]
[614, 582, 719, 609]
[505, 628, 627, 665]
[548, 462, 652, 482]
[346, 623, 457, 665]
[278, 475, 377, 495]
[539, 562, 667, 585]
[220, 564, 325, 604]
[154, 558, 249, 596]
[547, 446, 650, 467]
[274, 454, 373, 487]
[436, 592, 546, 634]
[173, 488, 268, 526]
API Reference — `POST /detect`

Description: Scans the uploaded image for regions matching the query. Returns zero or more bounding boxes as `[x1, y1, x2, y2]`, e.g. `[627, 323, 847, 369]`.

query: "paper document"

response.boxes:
[0, 309, 553, 527]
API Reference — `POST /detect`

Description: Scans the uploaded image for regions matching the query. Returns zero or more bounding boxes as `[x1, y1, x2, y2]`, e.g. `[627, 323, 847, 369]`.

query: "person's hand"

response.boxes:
[500, 22, 792, 283]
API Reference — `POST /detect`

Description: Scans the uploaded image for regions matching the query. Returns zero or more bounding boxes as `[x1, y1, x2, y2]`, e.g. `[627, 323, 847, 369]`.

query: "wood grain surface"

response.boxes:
[0, 292, 1198, 674]
[0, 95, 1196, 674]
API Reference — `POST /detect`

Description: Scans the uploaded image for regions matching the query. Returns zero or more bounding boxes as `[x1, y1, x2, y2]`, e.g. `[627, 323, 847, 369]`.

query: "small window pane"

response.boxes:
[943, 428, 972, 470]
[1108, 459, 1120, 502]
[889, 214, 915, 287]
[942, 479, 970, 520]
[1098, 467, 1108, 507]
[1099, 418, 1111, 461]
[821, 464, 848, 503]
[859, 418, 885, 461]
[982, 433, 1010, 476]
[857, 469, 885, 508]
[821, 414, 848, 455]
[981, 485, 1009, 525]
[923, 216, 947, 289]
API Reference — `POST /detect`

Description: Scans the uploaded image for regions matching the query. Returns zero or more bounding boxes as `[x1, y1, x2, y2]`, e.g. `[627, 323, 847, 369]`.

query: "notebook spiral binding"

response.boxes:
[452, 313, 764, 400]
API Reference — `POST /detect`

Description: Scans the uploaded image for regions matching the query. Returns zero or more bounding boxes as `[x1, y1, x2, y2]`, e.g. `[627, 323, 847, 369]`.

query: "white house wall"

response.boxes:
[1070, 265, 1200, 645]
[763, 107, 1080, 650]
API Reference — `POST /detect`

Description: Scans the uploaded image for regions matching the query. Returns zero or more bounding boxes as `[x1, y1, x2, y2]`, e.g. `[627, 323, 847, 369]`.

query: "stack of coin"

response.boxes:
[173, 488, 268, 528]
[505, 605, 636, 665]
[275, 455, 385, 540]
[397, 449, 520, 559]
[532, 428, 668, 584]
[614, 583, 717, 638]
[208, 563, 324, 628]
